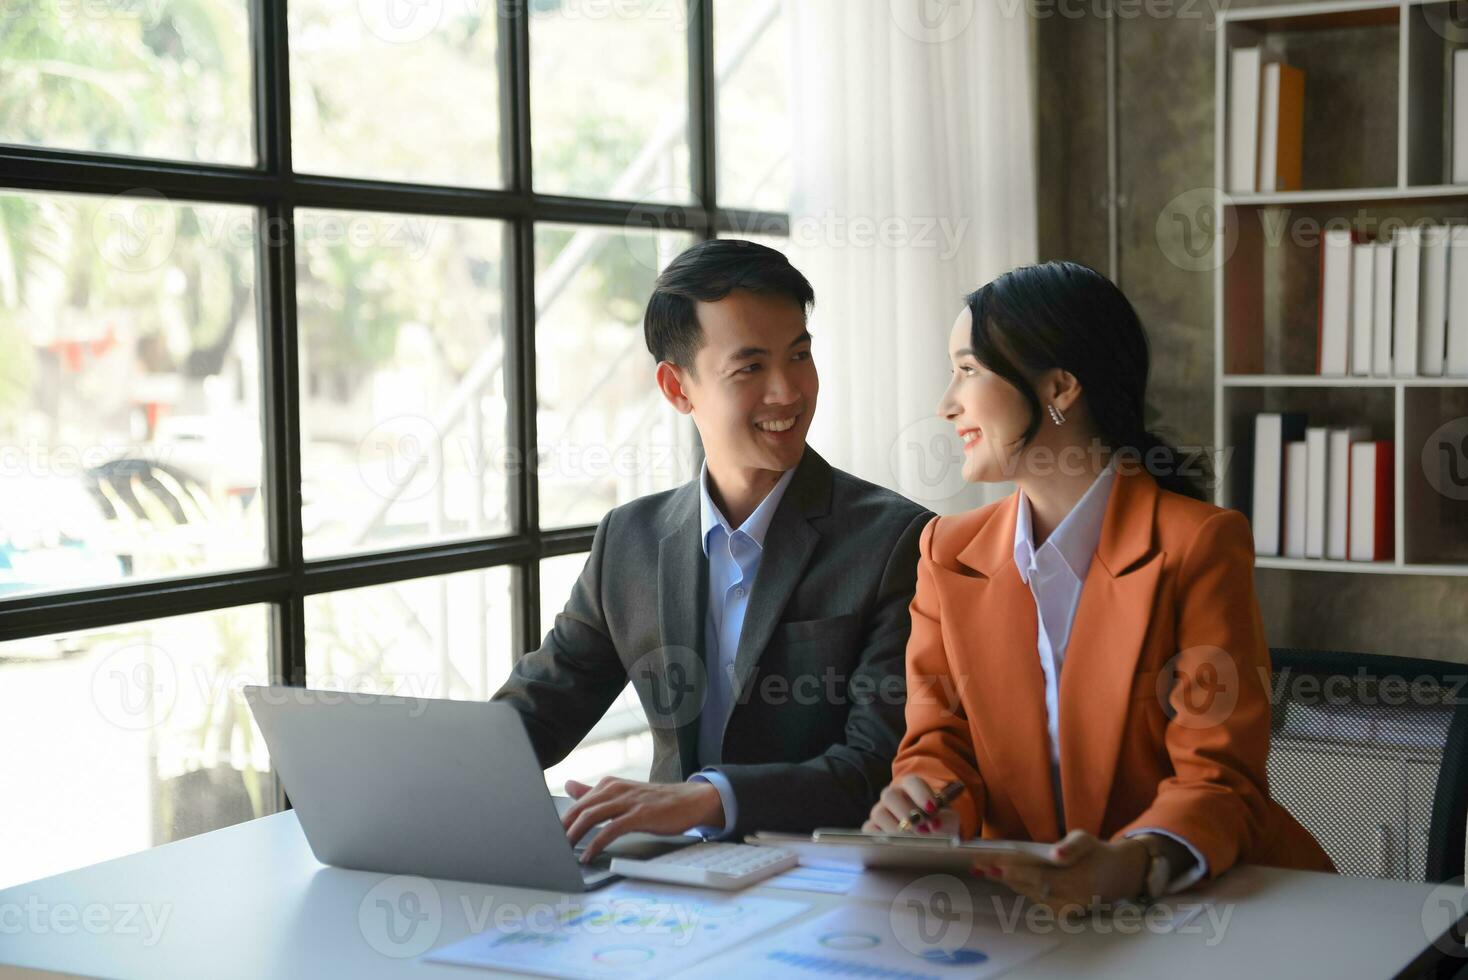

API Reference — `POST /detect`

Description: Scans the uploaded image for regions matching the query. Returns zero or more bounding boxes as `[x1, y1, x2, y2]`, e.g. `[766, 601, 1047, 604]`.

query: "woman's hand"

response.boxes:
[976, 829, 1149, 915]
[863, 776, 961, 835]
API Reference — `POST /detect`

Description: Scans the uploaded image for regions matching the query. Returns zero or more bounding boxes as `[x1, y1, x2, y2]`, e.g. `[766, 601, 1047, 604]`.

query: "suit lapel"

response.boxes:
[656, 482, 707, 780]
[943, 493, 1061, 843]
[1056, 470, 1166, 835]
[724, 449, 832, 721]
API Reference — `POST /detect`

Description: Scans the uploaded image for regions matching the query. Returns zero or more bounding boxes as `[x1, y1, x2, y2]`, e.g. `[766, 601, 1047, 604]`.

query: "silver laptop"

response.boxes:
[243, 685, 686, 891]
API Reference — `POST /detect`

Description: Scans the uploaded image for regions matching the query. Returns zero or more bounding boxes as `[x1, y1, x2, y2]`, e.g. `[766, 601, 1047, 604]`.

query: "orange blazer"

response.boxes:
[892, 468, 1333, 878]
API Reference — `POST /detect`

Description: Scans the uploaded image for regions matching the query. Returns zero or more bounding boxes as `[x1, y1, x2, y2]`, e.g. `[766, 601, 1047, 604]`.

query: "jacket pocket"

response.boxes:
[774, 613, 860, 645]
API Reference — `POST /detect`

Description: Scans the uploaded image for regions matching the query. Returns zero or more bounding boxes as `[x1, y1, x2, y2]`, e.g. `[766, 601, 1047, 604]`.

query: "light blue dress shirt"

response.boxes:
[1012, 459, 1206, 892]
[686, 462, 798, 837]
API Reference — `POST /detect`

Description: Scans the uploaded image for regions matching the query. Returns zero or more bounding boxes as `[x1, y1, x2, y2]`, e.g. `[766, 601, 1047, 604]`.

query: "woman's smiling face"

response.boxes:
[936, 306, 1034, 484]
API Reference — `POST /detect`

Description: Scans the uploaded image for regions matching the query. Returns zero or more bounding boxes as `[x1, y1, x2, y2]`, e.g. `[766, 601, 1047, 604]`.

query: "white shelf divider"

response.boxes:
[1228, 185, 1468, 205]
[1255, 556, 1468, 575]
[1222, 375, 1468, 387]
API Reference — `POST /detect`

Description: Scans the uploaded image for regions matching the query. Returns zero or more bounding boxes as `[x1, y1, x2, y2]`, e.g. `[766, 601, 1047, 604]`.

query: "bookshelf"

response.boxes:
[1214, 0, 1468, 577]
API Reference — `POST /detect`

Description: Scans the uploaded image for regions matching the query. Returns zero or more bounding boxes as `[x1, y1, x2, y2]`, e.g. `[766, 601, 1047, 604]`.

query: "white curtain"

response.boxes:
[788, 0, 1038, 514]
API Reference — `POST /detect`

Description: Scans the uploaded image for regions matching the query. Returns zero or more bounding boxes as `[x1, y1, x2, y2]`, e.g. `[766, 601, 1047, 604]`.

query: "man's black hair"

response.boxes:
[643, 239, 815, 371]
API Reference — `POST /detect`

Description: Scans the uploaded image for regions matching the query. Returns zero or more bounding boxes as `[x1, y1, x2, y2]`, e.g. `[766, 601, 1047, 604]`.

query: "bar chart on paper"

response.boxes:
[683, 903, 1059, 979]
[423, 887, 808, 979]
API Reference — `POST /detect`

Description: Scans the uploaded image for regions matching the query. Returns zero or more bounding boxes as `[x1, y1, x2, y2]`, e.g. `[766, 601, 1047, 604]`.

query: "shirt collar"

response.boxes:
[1013, 458, 1118, 583]
[699, 461, 798, 556]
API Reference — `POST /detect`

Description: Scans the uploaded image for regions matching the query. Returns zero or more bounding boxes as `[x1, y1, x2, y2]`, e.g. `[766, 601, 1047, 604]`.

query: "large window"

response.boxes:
[0, 0, 791, 887]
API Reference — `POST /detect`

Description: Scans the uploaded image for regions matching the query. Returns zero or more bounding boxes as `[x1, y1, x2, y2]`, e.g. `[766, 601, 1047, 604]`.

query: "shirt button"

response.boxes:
[735, 587, 746, 598]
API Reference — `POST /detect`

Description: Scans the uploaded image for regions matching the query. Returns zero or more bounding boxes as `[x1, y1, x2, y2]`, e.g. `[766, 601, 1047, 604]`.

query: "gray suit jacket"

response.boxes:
[493, 447, 931, 835]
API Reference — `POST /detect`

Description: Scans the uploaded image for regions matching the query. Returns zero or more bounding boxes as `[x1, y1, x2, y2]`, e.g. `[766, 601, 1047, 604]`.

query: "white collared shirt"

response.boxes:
[1012, 460, 1207, 891]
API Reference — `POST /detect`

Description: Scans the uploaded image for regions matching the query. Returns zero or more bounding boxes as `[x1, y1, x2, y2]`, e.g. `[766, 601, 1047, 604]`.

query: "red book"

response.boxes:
[1348, 441, 1393, 562]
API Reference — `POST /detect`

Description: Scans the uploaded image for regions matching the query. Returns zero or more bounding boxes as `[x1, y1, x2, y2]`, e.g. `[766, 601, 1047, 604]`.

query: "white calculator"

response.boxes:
[609, 842, 799, 890]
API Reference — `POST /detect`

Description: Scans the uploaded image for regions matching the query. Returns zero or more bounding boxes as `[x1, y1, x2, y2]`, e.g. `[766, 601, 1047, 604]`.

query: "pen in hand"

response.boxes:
[897, 780, 966, 831]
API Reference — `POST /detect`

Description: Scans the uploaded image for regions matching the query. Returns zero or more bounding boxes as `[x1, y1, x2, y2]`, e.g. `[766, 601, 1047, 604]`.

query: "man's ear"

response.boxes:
[655, 360, 695, 415]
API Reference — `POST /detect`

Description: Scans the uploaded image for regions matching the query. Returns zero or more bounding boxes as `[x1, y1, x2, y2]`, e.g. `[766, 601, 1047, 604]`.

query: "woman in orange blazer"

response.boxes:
[866, 262, 1332, 910]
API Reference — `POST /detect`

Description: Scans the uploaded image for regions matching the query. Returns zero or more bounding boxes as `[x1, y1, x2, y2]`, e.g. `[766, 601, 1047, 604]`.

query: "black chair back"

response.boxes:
[1267, 648, 1468, 882]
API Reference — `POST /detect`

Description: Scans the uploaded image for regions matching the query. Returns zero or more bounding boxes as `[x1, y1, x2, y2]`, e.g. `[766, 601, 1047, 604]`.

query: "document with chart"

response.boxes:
[682, 902, 1059, 979]
[422, 886, 809, 979]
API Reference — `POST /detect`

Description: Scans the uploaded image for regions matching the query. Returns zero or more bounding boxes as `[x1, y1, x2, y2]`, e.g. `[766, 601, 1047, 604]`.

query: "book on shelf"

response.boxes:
[1447, 225, 1468, 378]
[1318, 228, 1353, 376]
[1420, 225, 1449, 377]
[1349, 441, 1393, 563]
[1393, 226, 1421, 379]
[1372, 241, 1394, 378]
[1321, 227, 1350, 378]
[1251, 411, 1307, 557]
[1284, 440, 1309, 559]
[1455, 49, 1468, 186]
[1327, 426, 1369, 561]
[1304, 427, 1329, 558]
[1258, 62, 1304, 193]
[1350, 243, 1374, 378]
[1228, 46, 1263, 193]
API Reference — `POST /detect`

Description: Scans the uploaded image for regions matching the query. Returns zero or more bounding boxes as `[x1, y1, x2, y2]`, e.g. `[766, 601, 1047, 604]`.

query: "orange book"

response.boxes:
[1259, 62, 1305, 192]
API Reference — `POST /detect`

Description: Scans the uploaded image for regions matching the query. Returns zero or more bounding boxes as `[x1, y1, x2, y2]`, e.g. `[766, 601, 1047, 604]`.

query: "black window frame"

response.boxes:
[0, 1, 789, 755]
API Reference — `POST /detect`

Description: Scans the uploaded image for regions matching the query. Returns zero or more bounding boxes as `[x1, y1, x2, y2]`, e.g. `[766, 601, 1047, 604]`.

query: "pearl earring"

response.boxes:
[1048, 404, 1066, 426]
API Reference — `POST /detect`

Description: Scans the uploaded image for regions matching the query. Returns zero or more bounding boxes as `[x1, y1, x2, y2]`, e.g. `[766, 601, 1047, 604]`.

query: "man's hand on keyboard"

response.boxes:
[562, 778, 725, 863]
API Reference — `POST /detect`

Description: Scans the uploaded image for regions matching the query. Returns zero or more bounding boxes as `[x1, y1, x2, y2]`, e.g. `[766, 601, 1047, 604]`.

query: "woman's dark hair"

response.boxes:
[965, 261, 1210, 501]
[644, 239, 815, 371]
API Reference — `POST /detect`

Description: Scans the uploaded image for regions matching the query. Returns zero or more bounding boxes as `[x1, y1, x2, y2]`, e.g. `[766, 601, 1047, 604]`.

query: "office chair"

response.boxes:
[1266, 648, 1468, 883]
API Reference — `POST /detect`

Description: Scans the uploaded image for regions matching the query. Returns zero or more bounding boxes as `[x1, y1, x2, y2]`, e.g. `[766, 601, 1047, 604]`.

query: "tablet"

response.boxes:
[745, 830, 1066, 874]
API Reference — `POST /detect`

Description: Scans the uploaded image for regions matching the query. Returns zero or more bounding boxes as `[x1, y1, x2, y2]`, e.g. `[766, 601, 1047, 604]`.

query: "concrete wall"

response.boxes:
[1034, 0, 1467, 661]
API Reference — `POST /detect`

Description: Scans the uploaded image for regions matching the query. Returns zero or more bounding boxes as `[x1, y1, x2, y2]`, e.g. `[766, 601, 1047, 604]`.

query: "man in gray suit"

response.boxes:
[493, 239, 930, 861]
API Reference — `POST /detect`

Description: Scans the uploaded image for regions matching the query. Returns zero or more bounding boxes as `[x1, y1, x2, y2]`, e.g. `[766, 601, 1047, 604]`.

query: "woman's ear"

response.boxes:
[1044, 368, 1083, 416]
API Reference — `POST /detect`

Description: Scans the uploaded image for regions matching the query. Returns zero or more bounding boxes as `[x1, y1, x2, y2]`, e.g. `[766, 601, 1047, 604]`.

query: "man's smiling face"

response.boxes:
[678, 288, 818, 477]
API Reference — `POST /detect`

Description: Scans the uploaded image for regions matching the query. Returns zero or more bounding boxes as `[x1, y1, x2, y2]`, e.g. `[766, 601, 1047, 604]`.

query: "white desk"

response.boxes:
[1, 812, 1465, 979]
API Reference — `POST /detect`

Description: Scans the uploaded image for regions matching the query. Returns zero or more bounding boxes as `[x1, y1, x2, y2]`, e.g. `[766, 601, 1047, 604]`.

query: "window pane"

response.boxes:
[530, 0, 690, 201]
[714, 0, 792, 212]
[0, 0, 254, 165]
[306, 567, 514, 701]
[0, 191, 266, 598]
[534, 223, 696, 529]
[288, 0, 503, 188]
[0, 605, 274, 889]
[295, 208, 511, 558]
[537, 553, 652, 791]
